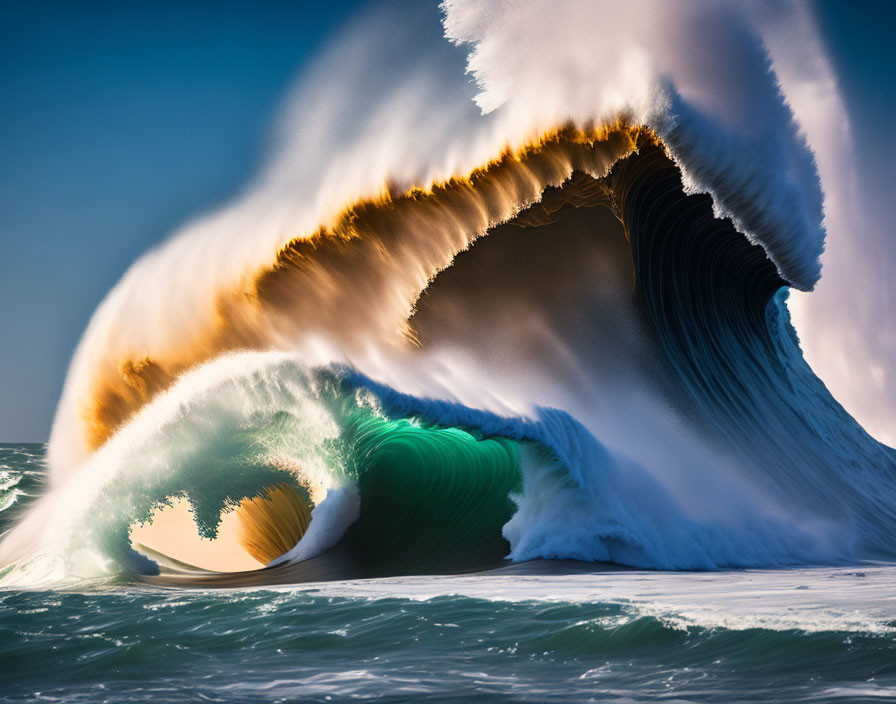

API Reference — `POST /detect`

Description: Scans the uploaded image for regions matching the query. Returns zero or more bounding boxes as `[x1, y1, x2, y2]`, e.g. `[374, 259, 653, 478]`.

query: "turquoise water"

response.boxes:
[3, 444, 896, 703]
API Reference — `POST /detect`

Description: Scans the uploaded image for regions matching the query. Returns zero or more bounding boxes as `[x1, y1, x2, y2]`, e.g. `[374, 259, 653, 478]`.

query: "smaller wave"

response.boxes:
[0, 487, 23, 515]
[0, 446, 46, 536]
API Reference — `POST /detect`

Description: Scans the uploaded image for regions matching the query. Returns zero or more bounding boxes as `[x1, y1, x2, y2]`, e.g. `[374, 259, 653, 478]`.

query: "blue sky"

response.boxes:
[0, 1, 367, 440]
[0, 0, 893, 441]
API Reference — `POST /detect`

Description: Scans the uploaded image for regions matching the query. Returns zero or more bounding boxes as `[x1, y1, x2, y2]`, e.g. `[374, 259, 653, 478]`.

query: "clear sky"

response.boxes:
[0, 0, 893, 441]
[0, 1, 367, 441]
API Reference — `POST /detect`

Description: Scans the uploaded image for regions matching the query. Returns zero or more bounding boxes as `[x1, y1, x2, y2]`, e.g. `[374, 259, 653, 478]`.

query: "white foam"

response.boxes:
[278, 564, 896, 635]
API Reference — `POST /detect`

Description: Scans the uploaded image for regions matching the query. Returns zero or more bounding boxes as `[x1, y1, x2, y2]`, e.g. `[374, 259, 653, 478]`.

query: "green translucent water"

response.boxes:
[338, 413, 523, 575]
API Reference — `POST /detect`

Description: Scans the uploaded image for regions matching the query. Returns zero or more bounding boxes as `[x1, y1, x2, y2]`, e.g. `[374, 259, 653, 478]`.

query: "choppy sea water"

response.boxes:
[2, 443, 895, 703]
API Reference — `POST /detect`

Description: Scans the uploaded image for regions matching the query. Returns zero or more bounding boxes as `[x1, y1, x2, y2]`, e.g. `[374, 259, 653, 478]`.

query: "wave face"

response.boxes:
[2, 1, 895, 585]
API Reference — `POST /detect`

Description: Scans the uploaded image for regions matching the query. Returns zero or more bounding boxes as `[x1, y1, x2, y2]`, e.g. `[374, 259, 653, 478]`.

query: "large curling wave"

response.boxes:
[1, 0, 895, 586]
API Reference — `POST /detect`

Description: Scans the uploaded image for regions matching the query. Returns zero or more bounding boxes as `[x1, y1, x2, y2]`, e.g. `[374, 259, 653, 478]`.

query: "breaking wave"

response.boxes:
[1, 0, 894, 586]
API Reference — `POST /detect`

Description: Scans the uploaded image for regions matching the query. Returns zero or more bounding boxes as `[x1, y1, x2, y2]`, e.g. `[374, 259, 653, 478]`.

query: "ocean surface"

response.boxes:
[3, 443, 895, 703]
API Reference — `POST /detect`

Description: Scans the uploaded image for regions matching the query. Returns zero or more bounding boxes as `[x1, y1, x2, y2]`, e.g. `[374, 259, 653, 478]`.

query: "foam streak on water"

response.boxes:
[295, 565, 896, 636]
